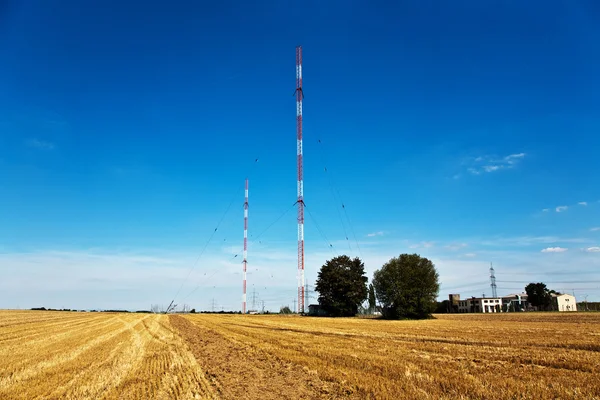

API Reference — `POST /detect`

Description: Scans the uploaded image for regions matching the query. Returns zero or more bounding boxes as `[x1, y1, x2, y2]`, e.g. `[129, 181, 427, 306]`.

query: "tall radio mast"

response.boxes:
[295, 46, 305, 313]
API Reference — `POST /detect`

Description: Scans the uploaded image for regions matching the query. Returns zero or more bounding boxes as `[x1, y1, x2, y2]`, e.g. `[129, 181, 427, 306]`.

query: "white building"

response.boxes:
[458, 297, 502, 313]
[552, 293, 577, 312]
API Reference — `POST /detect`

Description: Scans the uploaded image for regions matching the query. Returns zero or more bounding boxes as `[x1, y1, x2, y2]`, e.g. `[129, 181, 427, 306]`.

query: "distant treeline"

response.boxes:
[195, 311, 243, 314]
[30, 307, 152, 313]
[578, 302, 600, 311]
[28, 308, 280, 314]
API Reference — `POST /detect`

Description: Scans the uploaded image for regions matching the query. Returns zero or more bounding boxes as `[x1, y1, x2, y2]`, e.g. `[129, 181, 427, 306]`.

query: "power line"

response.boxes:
[441, 281, 489, 291]
[497, 280, 600, 284]
[495, 271, 587, 276]
[317, 142, 351, 252]
[225, 203, 296, 262]
[166, 186, 240, 312]
[167, 158, 259, 312]
[305, 204, 337, 257]
[181, 204, 296, 302]
[316, 138, 363, 258]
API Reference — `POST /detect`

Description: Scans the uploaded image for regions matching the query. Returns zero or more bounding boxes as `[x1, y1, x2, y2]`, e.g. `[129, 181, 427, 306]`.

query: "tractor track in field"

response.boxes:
[170, 315, 359, 400]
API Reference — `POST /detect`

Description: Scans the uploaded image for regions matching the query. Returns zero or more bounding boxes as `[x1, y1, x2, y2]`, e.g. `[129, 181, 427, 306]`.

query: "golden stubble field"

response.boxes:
[1, 310, 599, 399]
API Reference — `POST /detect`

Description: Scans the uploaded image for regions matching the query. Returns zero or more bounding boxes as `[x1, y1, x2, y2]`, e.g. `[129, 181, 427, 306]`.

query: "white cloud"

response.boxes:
[467, 152, 526, 175]
[591, 227, 600, 232]
[409, 241, 435, 249]
[480, 236, 588, 247]
[27, 138, 55, 150]
[445, 243, 468, 251]
[578, 202, 588, 206]
[585, 247, 600, 253]
[367, 231, 385, 237]
[504, 153, 526, 164]
[5, 237, 600, 309]
[483, 165, 501, 172]
[0, 243, 399, 311]
[555, 206, 568, 213]
[437, 250, 600, 300]
[542, 208, 550, 212]
[541, 247, 568, 253]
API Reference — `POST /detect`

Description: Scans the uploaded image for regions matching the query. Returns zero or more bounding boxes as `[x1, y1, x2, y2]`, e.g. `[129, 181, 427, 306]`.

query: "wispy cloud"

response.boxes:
[445, 243, 467, 251]
[27, 138, 55, 150]
[585, 247, 600, 253]
[591, 227, 600, 232]
[466, 152, 526, 175]
[482, 165, 501, 172]
[541, 247, 568, 253]
[504, 153, 526, 163]
[4, 237, 600, 309]
[542, 201, 593, 214]
[480, 236, 588, 247]
[409, 241, 435, 249]
[367, 231, 385, 238]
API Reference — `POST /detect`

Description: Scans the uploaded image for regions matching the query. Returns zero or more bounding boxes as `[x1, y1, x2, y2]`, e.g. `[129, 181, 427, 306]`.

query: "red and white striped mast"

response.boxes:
[242, 178, 249, 314]
[295, 46, 305, 313]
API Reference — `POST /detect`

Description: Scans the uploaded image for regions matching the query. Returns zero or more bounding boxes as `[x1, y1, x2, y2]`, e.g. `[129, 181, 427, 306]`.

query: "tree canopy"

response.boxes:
[315, 255, 368, 317]
[525, 283, 553, 310]
[373, 253, 439, 319]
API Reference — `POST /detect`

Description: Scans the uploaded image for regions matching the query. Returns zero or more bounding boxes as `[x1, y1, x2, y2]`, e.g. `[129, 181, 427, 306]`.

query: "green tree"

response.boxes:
[315, 255, 368, 317]
[373, 254, 439, 319]
[368, 284, 376, 312]
[525, 283, 552, 310]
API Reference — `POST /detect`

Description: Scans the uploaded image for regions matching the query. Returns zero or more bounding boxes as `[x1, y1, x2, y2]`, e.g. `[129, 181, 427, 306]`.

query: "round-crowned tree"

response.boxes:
[373, 253, 439, 319]
[315, 255, 368, 317]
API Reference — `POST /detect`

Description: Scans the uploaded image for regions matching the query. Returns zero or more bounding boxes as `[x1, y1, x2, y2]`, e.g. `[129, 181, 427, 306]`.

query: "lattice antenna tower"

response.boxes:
[490, 262, 497, 298]
[242, 179, 249, 314]
[295, 46, 305, 313]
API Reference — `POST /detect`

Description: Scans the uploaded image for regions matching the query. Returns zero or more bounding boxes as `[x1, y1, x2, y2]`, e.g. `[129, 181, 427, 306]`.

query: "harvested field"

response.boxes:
[1, 311, 599, 399]
[180, 313, 600, 400]
[0, 311, 214, 400]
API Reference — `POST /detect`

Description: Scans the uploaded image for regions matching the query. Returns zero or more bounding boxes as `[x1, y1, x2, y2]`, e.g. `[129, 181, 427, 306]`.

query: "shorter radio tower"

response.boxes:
[490, 263, 497, 298]
[242, 179, 249, 314]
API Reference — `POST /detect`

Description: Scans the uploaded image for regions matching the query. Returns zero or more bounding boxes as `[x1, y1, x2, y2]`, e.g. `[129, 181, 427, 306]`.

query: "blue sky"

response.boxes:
[1, 1, 600, 310]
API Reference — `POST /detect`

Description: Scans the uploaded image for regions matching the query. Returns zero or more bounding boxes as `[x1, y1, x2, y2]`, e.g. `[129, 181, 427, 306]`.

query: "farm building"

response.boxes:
[552, 293, 577, 311]
[502, 293, 529, 311]
[458, 297, 502, 313]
